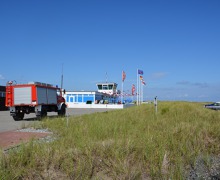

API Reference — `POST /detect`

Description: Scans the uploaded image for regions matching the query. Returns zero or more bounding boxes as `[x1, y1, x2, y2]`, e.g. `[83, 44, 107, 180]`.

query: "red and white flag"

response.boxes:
[142, 80, 146, 85]
[141, 76, 146, 85]
[132, 84, 135, 95]
[122, 71, 126, 82]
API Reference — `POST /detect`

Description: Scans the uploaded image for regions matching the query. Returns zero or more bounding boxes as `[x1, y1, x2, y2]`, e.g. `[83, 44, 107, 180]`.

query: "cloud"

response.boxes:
[151, 72, 168, 79]
[145, 81, 220, 102]
[177, 80, 190, 85]
[177, 81, 208, 88]
[192, 82, 208, 88]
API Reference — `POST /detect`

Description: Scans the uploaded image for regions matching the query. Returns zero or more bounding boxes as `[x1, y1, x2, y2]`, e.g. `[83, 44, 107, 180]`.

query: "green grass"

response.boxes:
[1, 101, 220, 179]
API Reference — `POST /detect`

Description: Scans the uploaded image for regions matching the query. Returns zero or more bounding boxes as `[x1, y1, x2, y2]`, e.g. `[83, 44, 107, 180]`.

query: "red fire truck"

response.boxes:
[5, 81, 66, 120]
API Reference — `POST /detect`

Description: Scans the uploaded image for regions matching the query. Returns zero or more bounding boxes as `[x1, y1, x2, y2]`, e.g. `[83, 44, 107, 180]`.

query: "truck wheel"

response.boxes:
[42, 110, 47, 117]
[13, 112, 24, 121]
[13, 116, 20, 121]
[58, 104, 66, 116]
[36, 110, 47, 120]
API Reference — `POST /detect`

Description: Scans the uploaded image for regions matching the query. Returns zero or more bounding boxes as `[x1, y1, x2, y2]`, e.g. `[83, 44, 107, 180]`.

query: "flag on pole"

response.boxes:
[138, 69, 144, 75]
[137, 68, 144, 105]
[139, 75, 143, 80]
[142, 80, 146, 85]
[132, 84, 135, 95]
[122, 71, 126, 82]
[140, 76, 146, 85]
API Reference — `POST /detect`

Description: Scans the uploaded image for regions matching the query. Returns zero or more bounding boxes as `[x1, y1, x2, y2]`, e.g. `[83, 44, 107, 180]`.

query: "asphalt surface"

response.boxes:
[0, 108, 115, 133]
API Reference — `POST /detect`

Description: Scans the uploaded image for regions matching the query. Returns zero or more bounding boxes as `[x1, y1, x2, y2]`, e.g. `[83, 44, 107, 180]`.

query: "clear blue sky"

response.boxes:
[0, 0, 220, 102]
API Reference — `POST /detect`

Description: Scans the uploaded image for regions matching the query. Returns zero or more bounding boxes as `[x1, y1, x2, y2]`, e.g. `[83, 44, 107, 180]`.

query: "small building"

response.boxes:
[64, 91, 117, 104]
[64, 82, 123, 108]
[96, 82, 118, 95]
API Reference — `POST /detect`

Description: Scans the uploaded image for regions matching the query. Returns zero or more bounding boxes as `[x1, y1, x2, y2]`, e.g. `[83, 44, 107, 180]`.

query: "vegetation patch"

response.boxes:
[1, 102, 220, 179]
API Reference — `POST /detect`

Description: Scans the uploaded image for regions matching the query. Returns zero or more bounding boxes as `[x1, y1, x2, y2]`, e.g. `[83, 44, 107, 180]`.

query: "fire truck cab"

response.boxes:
[5, 81, 66, 120]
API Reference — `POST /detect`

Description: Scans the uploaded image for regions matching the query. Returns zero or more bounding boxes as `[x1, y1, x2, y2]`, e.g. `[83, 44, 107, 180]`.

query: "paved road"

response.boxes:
[0, 108, 115, 133]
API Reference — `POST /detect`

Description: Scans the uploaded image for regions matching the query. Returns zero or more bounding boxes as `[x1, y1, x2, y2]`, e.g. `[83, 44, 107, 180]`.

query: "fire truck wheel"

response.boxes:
[36, 110, 47, 120]
[36, 115, 41, 120]
[58, 104, 66, 116]
[41, 110, 47, 117]
[13, 113, 24, 121]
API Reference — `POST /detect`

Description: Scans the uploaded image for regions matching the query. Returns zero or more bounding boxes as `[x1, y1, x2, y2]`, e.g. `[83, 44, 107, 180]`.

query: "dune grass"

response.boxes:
[1, 101, 220, 179]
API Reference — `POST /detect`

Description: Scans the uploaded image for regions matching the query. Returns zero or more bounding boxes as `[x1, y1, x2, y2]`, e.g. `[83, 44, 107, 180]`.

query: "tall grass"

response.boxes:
[1, 102, 220, 179]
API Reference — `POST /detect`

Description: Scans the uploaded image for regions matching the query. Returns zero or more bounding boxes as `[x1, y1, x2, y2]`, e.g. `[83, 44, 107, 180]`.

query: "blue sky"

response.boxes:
[0, 0, 220, 102]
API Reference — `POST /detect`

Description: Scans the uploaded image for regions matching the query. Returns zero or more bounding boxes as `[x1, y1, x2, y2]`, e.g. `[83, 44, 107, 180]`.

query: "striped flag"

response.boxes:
[140, 76, 146, 85]
[142, 80, 146, 85]
[140, 75, 143, 80]
[122, 71, 126, 82]
[132, 84, 135, 95]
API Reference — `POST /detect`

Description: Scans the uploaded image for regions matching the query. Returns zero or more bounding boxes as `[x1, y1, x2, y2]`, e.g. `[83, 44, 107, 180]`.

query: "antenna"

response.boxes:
[61, 63, 64, 89]
[105, 72, 108, 83]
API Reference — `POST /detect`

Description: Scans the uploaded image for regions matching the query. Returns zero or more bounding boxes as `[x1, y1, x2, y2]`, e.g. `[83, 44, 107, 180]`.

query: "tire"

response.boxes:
[58, 104, 66, 116]
[13, 112, 24, 121]
[13, 116, 20, 121]
[36, 109, 47, 120]
[42, 109, 47, 117]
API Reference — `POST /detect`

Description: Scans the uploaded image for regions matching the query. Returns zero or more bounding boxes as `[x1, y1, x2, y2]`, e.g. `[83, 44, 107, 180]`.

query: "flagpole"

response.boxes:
[140, 81, 143, 104]
[141, 79, 143, 103]
[121, 80, 123, 103]
[121, 70, 126, 104]
[136, 69, 139, 105]
[139, 74, 141, 105]
[61, 63, 64, 89]
[139, 78, 141, 104]
[142, 82, 143, 103]
[139, 70, 140, 105]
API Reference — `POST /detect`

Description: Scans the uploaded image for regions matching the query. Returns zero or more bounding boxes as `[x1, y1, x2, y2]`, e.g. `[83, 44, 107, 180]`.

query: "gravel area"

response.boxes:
[16, 128, 52, 133]
[186, 155, 220, 179]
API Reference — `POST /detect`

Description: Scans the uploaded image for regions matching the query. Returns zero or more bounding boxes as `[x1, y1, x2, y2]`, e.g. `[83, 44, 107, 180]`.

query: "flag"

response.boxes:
[122, 71, 126, 82]
[140, 75, 143, 80]
[132, 84, 135, 95]
[140, 76, 146, 85]
[138, 69, 144, 75]
[142, 80, 146, 85]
